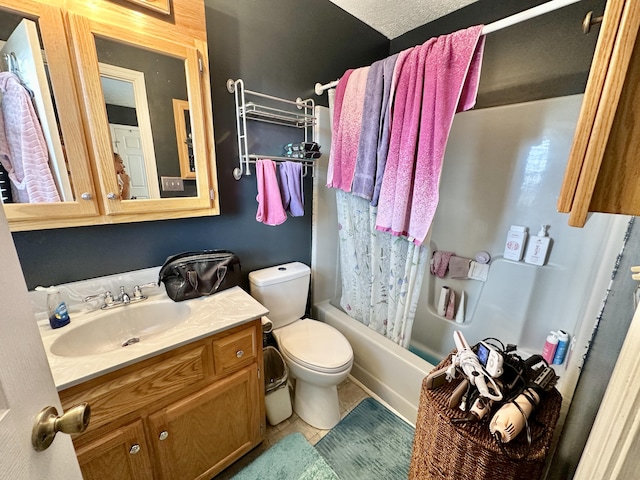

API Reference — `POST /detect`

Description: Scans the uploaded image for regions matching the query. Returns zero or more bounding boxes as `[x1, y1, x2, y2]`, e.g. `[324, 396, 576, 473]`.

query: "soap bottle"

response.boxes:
[36, 286, 71, 329]
[525, 225, 551, 266]
[503, 225, 528, 261]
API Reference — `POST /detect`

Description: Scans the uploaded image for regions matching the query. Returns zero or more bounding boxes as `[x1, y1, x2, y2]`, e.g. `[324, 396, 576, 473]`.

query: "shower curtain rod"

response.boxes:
[314, 0, 582, 95]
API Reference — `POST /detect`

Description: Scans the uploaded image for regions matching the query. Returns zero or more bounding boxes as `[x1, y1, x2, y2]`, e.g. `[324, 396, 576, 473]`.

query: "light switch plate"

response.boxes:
[161, 176, 184, 191]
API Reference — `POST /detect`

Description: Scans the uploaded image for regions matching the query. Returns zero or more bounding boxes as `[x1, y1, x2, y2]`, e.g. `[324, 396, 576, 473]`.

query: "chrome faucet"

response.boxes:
[83, 282, 156, 310]
[120, 286, 131, 305]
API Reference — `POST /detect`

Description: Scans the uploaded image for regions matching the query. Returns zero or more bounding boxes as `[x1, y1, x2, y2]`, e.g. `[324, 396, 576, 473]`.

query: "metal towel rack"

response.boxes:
[227, 78, 317, 180]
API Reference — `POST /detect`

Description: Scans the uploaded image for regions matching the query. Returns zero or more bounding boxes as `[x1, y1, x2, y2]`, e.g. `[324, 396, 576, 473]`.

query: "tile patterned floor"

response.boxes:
[216, 378, 370, 479]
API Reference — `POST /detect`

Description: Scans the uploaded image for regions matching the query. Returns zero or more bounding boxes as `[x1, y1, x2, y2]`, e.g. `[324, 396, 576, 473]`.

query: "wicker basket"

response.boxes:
[409, 356, 562, 480]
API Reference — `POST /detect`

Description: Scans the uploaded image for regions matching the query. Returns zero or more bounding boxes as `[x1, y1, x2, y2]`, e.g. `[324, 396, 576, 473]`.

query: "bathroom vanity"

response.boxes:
[37, 277, 268, 480]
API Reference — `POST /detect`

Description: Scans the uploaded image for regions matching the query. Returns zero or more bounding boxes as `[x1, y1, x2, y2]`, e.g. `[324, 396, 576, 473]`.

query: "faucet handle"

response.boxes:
[83, 291, 113, 303]
[83, 291, 114, 308]
[133, 282, 157, 299]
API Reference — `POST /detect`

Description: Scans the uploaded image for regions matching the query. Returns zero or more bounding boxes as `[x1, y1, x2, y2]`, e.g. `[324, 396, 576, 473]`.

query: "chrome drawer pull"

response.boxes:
[159, 431, 169, 441]
[129, 444, 141, 455]
[236, 350, 244, 358]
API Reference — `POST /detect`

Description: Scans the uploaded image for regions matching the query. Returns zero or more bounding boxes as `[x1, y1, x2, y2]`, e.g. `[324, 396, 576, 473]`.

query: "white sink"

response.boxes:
[49, 301, 191, 357]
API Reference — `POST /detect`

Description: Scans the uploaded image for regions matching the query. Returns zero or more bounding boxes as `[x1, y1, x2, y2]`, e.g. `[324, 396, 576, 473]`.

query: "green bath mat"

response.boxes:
[315, 397, 415, 480]
[231, 432, 339, 480]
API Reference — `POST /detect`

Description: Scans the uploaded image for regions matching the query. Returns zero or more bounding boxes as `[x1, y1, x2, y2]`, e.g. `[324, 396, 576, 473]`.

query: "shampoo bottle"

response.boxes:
[37, 286, 71, 329]
[503, 225, 528, 261]
[552, 330, 570, 365]
[542, 331, 558, 364]
[525, 225, 551, 266]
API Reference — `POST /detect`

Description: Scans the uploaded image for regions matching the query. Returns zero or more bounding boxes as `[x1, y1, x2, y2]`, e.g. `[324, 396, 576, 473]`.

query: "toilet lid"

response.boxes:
[278, 319, 353, 373]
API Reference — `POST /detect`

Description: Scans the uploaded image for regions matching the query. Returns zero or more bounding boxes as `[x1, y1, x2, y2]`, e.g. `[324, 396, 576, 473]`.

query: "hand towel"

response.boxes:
[327, 66, 370, 192]
[430, 251, 454, 278]
[255, 159, 287, 226]
[375, 26, 485, 245]
[449, 256, 471, 279]
[0, 72, 60, 203]
[278, 161, 304, 217]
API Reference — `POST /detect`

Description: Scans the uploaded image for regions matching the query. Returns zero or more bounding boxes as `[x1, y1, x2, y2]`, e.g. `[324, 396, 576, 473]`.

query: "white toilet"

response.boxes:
[249, 262, 354, 429]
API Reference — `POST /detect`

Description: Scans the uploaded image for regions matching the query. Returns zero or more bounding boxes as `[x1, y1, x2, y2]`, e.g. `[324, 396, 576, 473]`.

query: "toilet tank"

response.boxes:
[248, 262, 310, 329]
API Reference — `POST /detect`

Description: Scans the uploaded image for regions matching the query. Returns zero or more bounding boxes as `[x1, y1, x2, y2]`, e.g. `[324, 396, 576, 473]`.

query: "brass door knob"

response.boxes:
[32, 403, 91, 452]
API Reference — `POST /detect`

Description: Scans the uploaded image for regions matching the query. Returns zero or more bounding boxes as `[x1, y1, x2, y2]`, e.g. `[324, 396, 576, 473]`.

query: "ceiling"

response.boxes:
[328, 0, 479, 39]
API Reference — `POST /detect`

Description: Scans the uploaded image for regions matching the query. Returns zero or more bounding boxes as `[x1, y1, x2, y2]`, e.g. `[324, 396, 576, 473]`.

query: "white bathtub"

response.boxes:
[314, 299, 434, 424]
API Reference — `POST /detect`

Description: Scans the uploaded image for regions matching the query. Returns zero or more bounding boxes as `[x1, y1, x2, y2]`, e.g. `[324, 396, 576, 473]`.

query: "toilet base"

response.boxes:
[293, 380, 341, 430]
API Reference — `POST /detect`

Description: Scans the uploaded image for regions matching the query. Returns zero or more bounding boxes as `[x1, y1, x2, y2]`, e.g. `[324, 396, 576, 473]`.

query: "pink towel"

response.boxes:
[326, 69, 353, 185]
[0, 72, 60, 203]
[255, 159, 287, 226]
[430, 251, 454, 278]
[327, 66, 370, 192]
[375, 26, 485, 245]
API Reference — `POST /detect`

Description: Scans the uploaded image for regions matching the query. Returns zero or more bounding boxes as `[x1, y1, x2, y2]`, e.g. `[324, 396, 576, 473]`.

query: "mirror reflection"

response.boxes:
[0, 12, 72, 204]
[95, 36, 197, 199]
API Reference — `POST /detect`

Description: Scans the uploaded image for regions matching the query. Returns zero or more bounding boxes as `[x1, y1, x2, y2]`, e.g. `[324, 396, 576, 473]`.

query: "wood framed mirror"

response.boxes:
[67, 12, 213, 216]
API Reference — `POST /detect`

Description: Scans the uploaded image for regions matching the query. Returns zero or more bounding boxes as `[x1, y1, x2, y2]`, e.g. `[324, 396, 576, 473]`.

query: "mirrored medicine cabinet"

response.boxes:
[0, 0, 219, 231]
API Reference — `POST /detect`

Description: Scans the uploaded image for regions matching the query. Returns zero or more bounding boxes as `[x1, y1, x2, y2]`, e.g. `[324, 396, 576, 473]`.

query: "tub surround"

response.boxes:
[33, 267, 268, 390]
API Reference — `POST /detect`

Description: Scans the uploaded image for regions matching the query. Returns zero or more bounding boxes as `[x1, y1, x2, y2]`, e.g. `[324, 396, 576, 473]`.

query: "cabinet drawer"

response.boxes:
[212, 327, 257, 376]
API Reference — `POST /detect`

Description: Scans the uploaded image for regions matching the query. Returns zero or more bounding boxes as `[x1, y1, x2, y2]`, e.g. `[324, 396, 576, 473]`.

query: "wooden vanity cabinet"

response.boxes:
[558, 0, 640, 226]
[59, 320, 265, 480]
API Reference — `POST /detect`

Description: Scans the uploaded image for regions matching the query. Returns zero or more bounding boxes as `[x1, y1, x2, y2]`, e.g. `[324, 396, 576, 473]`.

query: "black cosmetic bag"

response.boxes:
[158, 250, 241, 302]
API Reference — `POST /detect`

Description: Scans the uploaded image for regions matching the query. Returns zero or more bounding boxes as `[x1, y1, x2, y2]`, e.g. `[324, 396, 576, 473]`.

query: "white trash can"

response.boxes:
[263, 346, 292, 425]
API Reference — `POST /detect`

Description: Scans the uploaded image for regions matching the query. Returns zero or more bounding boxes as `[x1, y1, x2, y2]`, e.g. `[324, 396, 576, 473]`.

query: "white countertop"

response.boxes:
[38, 285, 268, 391]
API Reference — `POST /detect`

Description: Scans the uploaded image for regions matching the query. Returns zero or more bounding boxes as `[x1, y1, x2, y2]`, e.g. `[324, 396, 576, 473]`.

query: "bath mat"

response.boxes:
[231, 432, 339, 480]
[315, 397, 415, 479]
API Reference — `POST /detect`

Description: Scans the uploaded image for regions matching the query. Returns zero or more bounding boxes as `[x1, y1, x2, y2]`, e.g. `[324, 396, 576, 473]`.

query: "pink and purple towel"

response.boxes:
[327, 66, 370, 192]
[374, 26, 485, 245]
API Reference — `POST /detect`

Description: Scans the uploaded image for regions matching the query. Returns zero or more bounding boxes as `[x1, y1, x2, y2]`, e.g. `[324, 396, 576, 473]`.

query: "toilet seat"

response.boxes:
[277, 319, 353, 374]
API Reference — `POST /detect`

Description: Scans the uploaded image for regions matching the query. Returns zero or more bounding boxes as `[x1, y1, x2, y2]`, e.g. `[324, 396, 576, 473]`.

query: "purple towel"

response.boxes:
[351, 60, 385, 200]
[371, 53, 401, 207]
[278, 161, 304, 217]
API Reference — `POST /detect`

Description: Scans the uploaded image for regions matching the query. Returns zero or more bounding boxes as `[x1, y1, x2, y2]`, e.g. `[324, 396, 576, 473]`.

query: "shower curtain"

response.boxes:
[336, 189, 428, 347]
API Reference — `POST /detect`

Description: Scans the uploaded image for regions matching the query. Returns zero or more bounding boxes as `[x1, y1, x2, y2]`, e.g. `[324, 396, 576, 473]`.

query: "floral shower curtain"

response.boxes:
[335, 189, 428, 348]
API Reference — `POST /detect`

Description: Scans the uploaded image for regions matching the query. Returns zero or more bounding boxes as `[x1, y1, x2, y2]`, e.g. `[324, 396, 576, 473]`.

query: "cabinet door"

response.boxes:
[67, 12, 217, 217]
[1, 1, 99, 229]
[558, 0, 640, 226]
[147, 364, 262, 480]
[75, 420, 154, 480]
